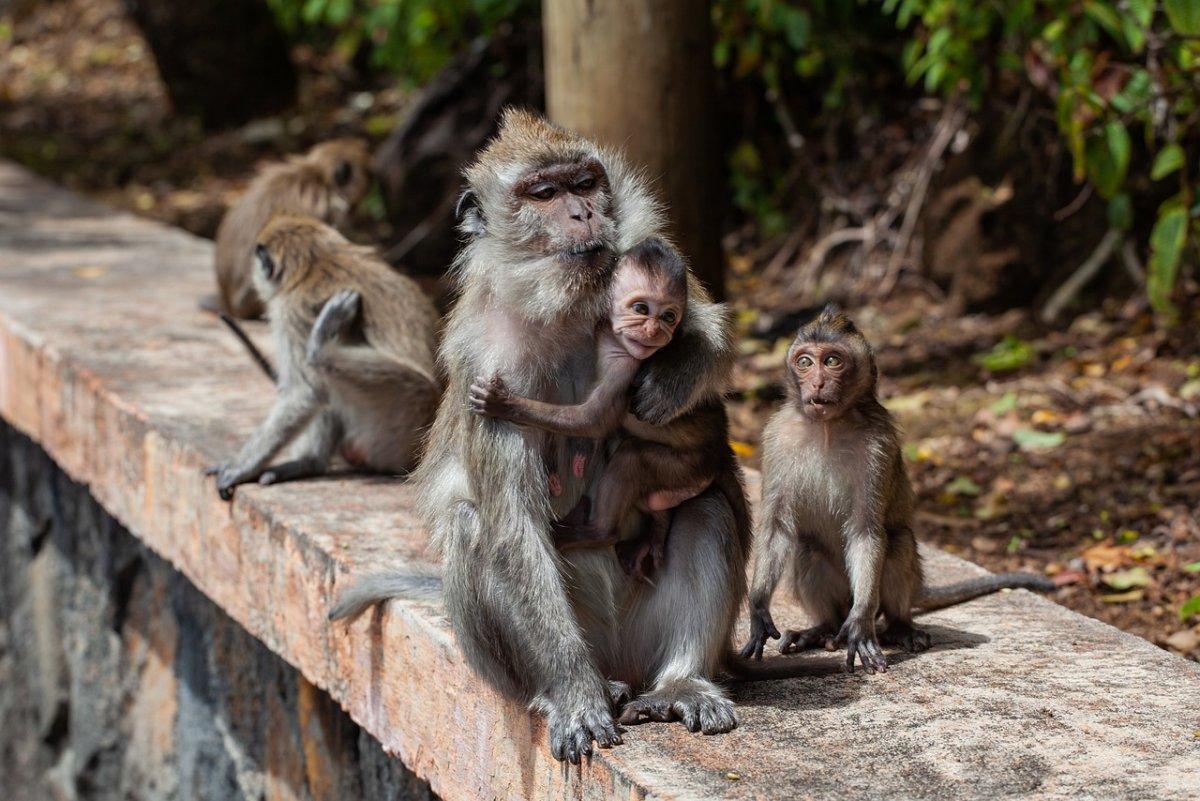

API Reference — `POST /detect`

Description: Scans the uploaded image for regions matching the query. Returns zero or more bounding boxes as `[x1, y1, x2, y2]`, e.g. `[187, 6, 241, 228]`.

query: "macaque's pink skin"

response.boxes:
[644, 478, 713, 512]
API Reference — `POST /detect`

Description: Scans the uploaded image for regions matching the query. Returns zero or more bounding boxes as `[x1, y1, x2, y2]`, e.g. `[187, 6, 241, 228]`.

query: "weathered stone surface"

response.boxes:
[0, 423, 436, 801]
[1, 160, 1198, 800]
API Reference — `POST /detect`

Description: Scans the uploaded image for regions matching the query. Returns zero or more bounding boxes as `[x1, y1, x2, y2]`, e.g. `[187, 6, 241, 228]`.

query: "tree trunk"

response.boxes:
[124, 0, 297, 131]
[543, 0, 726, 297]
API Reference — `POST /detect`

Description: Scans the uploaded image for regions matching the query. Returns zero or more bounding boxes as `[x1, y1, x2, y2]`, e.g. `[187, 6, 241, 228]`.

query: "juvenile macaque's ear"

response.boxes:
[455, 189, 485, 237]
[334, 161, 354, 188]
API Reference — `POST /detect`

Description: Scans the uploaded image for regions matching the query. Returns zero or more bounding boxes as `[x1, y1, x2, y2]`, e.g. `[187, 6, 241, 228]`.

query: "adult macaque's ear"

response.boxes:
[455, 189, 485, 237]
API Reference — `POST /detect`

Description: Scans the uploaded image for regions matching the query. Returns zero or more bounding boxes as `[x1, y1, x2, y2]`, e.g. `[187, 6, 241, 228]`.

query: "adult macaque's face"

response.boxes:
[512, 158, 612, 261]
[610, 262, 684, 360]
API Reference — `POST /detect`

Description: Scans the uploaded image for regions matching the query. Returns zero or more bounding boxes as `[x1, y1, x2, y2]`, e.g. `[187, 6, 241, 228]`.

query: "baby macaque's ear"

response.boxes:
[455, 189, 486, 237]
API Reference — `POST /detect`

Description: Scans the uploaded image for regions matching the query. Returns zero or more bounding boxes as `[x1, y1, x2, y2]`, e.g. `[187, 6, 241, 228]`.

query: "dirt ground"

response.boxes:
[2, 0, 1198, 661]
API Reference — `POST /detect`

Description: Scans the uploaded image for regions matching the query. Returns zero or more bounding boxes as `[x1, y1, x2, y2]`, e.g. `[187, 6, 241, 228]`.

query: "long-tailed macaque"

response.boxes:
[332, 109, 758, 763]
[211, 138, 373, 319]
[209, 214, 439, 498]
[467, 237, 727, 579]
[740, 306, 1056, 671]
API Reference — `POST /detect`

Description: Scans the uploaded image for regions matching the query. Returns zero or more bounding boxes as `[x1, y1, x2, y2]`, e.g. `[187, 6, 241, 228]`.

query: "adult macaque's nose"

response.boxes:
[567, 196, 593, 221]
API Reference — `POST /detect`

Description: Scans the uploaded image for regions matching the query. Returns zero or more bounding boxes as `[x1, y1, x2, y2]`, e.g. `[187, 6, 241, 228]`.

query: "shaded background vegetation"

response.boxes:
[0, 0, 1197, 657]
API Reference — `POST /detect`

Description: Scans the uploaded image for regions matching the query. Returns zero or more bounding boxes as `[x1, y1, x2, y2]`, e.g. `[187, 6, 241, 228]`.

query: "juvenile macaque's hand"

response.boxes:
[468, 373, 516, 420]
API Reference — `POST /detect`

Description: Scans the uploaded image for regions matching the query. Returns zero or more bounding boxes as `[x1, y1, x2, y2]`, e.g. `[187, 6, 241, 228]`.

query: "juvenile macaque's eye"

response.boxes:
[255, 244, 276, 280]
[632, 301, 650, 316]
[575, 177, 596, 191]
[825, 355, 843, 367]
[796, 355, 813, 369]
[529, 184, 556, 200]
[661, 310, 677, 325]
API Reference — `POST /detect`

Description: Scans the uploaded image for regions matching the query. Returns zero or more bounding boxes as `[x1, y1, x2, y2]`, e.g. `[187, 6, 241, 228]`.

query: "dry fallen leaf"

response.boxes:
[1164, 629, 1199, 653]
[1083, 541, 1131, 572]
[1101, 589, 1144, 603]
[1101, 567, 1151, 590]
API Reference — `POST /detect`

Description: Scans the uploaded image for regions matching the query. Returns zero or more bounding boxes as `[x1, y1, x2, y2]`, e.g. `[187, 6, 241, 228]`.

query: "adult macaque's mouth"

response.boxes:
[566, 241, 605, 256]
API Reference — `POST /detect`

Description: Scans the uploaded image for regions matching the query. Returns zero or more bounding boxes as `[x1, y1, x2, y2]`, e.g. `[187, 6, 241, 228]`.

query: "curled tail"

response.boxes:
[218, 312, 277, 382]
[328, 569, 443, 622]
[915, 572, 1055, 614]
[723, 652, 842, 681]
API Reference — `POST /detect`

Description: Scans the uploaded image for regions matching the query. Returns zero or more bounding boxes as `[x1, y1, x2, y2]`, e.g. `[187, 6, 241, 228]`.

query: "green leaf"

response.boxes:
[1165, 0, 1200, 35]
[945, 476, 982, 497]
[1013, 428, 1066, 451]
[1147, 204, 1188, 321]
[1182, 561, 1200, 573]
[1103, 567, 1151, 590]
[1128, 0, 1154, 27]
[1085, 2, 1124, 43]
[974, 336, 1035, 372]
[1151, 144, 1185, 180]
[1085, 122, 1131, 200]
[1181, 594, 1200, 621]
[989, 391, 1018, 415]
[1108, 193, 1132, 231]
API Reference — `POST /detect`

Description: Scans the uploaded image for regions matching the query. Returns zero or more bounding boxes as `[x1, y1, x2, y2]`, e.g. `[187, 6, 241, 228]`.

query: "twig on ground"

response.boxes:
[1041, 229, 1123, 323]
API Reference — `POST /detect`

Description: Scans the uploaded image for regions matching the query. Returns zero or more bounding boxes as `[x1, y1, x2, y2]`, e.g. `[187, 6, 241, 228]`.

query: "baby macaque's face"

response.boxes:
[610, 259, 685, 360]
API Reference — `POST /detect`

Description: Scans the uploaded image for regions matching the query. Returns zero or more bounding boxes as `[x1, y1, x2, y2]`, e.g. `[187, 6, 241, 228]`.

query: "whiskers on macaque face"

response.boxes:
[610, 239, 688, 360]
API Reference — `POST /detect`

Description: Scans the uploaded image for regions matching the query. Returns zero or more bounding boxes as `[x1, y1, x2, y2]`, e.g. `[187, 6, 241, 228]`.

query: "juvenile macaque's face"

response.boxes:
[610, 260, 685, 360]
[788, 341, 861, 421]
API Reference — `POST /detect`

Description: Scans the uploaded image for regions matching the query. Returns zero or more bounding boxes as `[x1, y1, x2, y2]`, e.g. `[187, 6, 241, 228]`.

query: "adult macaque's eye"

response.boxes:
[825, 355, 843, 367]
[530, 184, 556, 200]
[575, 177, 595, 191]
[796, 355, 813, 369]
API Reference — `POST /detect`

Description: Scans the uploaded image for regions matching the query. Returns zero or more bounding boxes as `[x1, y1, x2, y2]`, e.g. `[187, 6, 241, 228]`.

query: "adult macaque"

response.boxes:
[210, 138, 373, 319]
[468, 236, 726, 578]
[333, 109, 762, 763]
[740, 305, 1056, 671]
[209, 214, 439, 499]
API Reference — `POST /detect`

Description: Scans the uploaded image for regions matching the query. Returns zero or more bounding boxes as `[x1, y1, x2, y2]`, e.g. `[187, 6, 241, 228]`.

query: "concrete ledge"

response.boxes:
[1, 160, 1198, 800]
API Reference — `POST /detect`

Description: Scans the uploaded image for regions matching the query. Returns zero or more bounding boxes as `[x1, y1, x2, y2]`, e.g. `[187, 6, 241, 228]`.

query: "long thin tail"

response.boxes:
[723, 652, 843, 681]
[218, 313, 277, 382]
[328, 570, 443, 622]
[915, 572, 1055, 614]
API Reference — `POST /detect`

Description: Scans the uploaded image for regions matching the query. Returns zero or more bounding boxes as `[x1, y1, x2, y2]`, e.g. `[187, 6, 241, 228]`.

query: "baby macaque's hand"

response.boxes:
[468, 373, 516, 420]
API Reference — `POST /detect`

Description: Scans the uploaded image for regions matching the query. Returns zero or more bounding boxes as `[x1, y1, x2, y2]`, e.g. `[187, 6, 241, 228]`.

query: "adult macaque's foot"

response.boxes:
[618, 679, 736, 735]
[606, 680, 633, 709]
[544, 696, 622, 765]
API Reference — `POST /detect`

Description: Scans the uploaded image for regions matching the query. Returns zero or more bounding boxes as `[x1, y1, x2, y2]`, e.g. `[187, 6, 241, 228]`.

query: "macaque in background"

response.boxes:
[209, 214, 438, 499]
[740, 305, 1056, 671]
[209, 138, 373, 319]
[469, 236, 728, 579]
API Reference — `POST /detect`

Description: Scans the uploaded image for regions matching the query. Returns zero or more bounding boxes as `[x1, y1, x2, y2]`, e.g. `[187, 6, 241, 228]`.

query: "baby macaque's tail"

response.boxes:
[914, 572, 1055, 613]
[328, 569, 443, 622]
[723, 652, 843, 681]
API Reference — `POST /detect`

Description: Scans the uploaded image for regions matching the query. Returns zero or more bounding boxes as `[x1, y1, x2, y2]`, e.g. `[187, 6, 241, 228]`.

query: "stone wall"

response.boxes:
[0, 421, 436, 801]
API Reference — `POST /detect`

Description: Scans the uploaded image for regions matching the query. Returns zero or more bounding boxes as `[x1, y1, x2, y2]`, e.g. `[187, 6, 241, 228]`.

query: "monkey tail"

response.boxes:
[914, 572, 1055, 614]
[327, 569, 443, 622]
[218, 312, 278, 382]
[723, 652, 843, 681]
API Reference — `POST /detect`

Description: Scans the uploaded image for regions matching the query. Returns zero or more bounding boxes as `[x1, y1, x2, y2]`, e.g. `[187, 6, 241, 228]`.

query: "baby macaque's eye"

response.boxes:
[632, 301, 650, 315]
[529, 184, 556, 200]
[575, 177, 596, 191]
[661, 310, 677, 325]
[824, 354, 843, 367]
[795, 355, 813, 369]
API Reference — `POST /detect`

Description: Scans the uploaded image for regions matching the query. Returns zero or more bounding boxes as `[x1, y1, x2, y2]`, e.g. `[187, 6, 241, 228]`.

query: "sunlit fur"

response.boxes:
[214, 138, 373, 318]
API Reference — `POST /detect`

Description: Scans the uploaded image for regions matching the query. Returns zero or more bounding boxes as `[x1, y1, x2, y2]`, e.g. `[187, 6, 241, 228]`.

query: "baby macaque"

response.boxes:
[210, 138, 373, 319]
[740, 305, 1055, 671]
[469, 237, 725, 577]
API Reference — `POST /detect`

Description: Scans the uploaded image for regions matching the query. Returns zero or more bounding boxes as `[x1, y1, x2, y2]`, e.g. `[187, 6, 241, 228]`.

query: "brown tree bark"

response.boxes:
[124, 0, 297, 131]
[543, 0, 726, 297]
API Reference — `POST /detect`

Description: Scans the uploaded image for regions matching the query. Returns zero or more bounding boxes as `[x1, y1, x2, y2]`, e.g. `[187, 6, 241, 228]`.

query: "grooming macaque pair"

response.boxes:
[468, 236, 722, 579]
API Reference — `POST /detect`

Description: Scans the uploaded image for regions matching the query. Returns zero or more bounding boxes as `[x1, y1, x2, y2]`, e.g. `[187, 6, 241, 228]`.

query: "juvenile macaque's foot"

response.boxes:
[467, 373, 516, 420]
[837, 617, 888, 674]
[618, 679, 736, 735]
[307, 288, 360, 365]
[778, 624, 837, 655]
[880, 621, 932, 652]
[615, 537, 660, 582]
[738, 608, 782, 661]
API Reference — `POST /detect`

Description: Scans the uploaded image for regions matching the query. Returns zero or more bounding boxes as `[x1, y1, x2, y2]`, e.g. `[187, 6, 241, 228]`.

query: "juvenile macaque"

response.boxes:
[740, 305, 1055, 671]
[209, 214, 439, 499]
[210, 138, 373, 319]
[468, 237, 726, 578]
